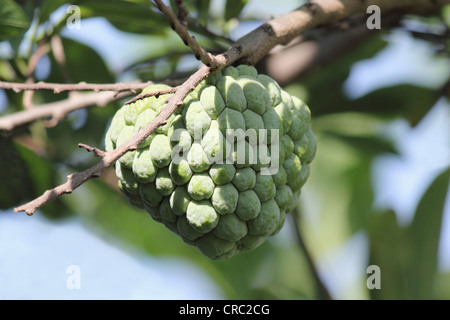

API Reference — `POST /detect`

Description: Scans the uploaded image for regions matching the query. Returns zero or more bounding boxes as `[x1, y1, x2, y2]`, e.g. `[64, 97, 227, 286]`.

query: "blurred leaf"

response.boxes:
[77, 0, 168, 35]
[175, 0, 210, 26]
[194, 0, 210, 26]
[331, 134, 397, 155]
[0, 60, 17, 81]
[12, 0, 39, 21]
[43, 103, 120, 164]
[350, 85, 438, 126]
[302, 33, 440, 126]
[301, 134, 366, 254]
[12, 139, 73, 218]
[435, 272, 450, 299]
[50, 37, 115, 84]
[238, 240, 317, 300]
[314, 112, 388, 137]
[225, 0, 248, 21]
[0, 0, 30, 41]
[368, 168, 450, 299]
[314, 112, 398, 155]
[443, 4, 450, 28]
[346, 161, 375, 233]
[0, 137, 34, 209]
[302, 110, 398, 254]
[368, 210, 412, 300]
[37, 0, 68, 23]
[302, 35, 387, 115]
[407, 167, 450, 299]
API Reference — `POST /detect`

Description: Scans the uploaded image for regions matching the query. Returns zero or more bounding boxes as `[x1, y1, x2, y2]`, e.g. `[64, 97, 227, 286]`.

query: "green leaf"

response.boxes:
[0, 137, 34, 209]
[346, 161, 375, 233]
[368, 168, 450, 299]
[407, 167, 450, 299]
[10, 139, 73, 219]
[0, 0, 30, 41]
[0, 60, 17, 81]
[76, 0, 168, 35]
[435, 272, 450, 299]
[300, 34, 441, 126]
[301, 134, 369, 253]
[368, 210, 412, 300]
[331, 134, 397, 156]
[314, 112, 398, 155]
[37, 0, 69, 24]
[194, 0, 210, 26]
[443, 4, 450, 28]
[179, 0, 211, 26]
[350, 85, 438, 126]
[225, 0, 248, 21]
[54, 37, 115, 84]
[301, 35, 387, 115]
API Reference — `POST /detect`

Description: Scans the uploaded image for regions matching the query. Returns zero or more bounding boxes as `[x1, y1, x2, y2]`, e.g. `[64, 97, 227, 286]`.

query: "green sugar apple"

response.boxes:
[104, 65, 316, 260]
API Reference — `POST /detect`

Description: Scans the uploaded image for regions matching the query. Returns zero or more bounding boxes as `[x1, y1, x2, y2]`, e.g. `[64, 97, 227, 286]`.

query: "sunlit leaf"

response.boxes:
[0, 60, 17, 81]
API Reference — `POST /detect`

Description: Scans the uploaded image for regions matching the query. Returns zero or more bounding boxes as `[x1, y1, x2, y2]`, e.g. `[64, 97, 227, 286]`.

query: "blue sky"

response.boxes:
[0, 212, 223, 299]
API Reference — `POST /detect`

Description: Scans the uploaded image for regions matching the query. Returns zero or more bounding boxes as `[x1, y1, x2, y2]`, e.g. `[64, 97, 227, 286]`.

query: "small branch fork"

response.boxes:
[124, 87, 178, 105]
[6, 0, 447, 215]
[153, 0, 219, 70]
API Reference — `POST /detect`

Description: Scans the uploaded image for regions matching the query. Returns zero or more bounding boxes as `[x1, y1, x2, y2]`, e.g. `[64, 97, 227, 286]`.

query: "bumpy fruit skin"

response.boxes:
[104, 65, 316, 260]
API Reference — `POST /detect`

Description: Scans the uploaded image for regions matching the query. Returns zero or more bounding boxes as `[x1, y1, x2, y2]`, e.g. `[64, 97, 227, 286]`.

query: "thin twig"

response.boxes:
[153, 0, 218, 69]
[290, 209, 332, 300]
[0, 80, 155, 94]
[23, 39, 50, 109]
[186, 17, 233, 44]
[124, 87, 178, 105]
[78, 143, 106, 158]
[0, 91, 131, 131]
[50, 34, 72, 84]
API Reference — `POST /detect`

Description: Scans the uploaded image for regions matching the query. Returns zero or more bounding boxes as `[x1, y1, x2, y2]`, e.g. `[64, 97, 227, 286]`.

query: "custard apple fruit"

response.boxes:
[104, 65, 316, 260]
